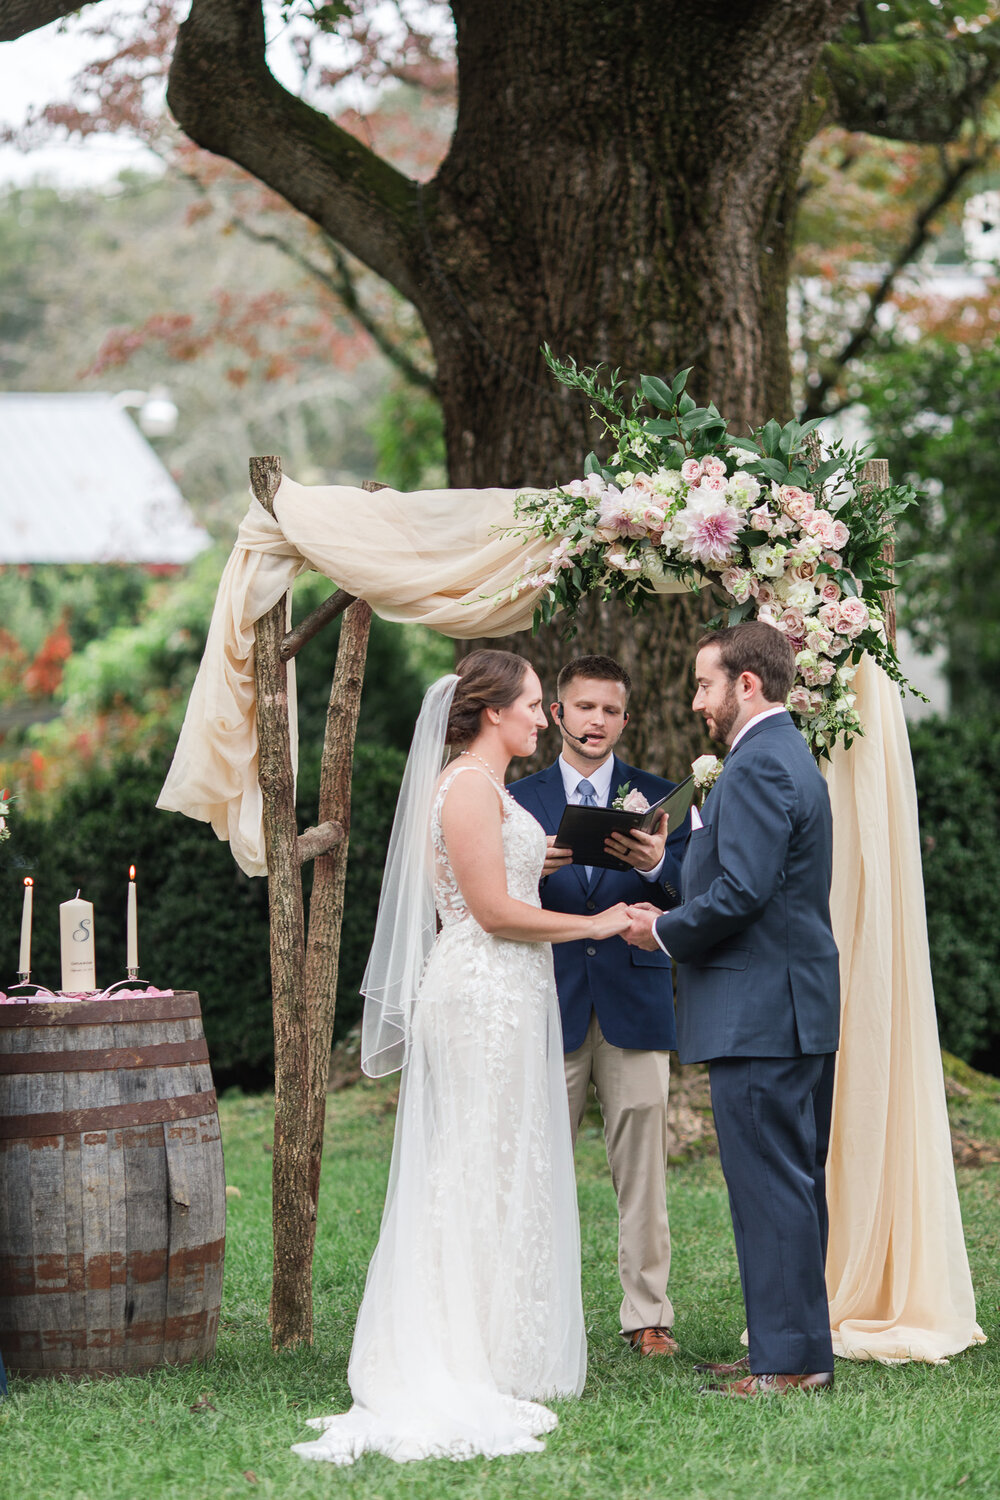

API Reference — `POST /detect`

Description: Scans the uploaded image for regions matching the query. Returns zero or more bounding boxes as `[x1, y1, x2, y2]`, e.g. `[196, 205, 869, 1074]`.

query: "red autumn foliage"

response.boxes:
[23, 617, 73, 699]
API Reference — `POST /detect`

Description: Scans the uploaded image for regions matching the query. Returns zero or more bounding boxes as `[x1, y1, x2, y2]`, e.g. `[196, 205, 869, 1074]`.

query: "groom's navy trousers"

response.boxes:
[655, 711, 840, 1375]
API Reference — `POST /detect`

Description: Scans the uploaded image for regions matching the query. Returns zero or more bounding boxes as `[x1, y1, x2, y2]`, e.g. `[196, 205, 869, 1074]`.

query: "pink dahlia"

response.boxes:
[677, 502, 742, 567]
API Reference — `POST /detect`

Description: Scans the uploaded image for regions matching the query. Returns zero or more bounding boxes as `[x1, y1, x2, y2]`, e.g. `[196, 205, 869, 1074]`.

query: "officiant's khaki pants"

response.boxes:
[564, 1012, 673, 1335]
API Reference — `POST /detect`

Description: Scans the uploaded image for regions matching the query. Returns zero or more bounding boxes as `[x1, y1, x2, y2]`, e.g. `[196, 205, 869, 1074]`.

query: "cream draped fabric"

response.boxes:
[158, 473, 983, 1364]
[823, 655, 985, 1362]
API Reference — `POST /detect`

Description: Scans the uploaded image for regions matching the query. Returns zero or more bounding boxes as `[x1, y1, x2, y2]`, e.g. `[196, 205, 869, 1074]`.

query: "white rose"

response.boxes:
[653, 467, 685, 496]
[726, 470, 762, 509]
[749, 542, 788, 578]
[783, 578, 820, 611]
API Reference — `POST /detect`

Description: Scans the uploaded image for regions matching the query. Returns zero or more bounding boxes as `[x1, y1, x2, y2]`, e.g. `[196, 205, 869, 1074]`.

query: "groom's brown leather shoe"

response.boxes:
[628, 1326, 679, 1356]
[700, 1371, 834, 1397]
[693, 1355, 750, 1375]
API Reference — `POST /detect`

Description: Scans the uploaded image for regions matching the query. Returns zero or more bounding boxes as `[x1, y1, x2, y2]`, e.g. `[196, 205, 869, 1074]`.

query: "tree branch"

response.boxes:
[172, 159, 437, 391]
[822, 30, 1000, 144]
[321, 237, 438, 393]
[0, 0, 82, 42]
[168, 0, 427, 303]
[801, 147, 988, 420]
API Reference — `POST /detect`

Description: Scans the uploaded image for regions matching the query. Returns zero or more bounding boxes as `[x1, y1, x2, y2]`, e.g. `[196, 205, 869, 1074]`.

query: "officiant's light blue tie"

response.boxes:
[576, 779, 598, 880]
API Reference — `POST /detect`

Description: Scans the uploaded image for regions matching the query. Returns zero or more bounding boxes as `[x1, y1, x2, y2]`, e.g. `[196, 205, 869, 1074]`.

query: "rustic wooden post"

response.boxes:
[860, 456, 897, 649]
[250, 455, 313, 1347]
[249, 458, 377, 1350]
[302, 490, 382, 1216]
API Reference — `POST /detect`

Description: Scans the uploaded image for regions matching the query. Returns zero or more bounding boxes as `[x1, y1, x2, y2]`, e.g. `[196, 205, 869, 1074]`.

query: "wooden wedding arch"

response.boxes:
[247, 452, 897, 1352]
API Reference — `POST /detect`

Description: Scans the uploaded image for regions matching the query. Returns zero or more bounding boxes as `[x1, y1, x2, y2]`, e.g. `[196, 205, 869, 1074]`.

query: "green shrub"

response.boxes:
[0, 742, 404, 1087]
[909, 712, 1000, 1073]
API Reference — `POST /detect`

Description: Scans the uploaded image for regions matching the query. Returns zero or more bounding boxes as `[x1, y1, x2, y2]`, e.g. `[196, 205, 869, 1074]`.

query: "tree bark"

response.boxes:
[821, 33, 1000, 143]
[250, 455, 313, 1350]
[0, 0, 80, 42]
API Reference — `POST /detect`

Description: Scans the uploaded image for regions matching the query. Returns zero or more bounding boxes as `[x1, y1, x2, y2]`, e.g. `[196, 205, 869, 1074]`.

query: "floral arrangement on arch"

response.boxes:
[507, 355, 921, 754]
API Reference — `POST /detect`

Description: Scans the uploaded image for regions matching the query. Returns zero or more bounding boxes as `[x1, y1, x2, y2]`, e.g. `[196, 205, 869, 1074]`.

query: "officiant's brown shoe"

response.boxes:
[693, 1355, 750, 1375]
[628, 1326, 679, 1357]
[700, 1371, 834, 1398]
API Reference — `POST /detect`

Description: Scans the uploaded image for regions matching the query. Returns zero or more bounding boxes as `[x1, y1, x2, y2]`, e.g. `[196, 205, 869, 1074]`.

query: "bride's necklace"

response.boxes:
[459, 749, 510, 794]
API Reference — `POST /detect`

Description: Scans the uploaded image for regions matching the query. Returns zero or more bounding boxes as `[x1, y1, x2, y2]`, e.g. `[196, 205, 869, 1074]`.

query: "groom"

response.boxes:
[625, 622, 840, 1396]
[510, 655, 690, 1355]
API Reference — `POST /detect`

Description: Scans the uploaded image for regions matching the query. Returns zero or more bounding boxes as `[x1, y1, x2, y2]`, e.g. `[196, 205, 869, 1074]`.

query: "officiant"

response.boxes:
[509, 655, 691, 1356]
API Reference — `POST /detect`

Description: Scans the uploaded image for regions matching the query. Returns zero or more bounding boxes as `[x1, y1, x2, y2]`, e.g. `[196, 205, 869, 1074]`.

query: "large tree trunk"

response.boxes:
[422, 1, 842, 769]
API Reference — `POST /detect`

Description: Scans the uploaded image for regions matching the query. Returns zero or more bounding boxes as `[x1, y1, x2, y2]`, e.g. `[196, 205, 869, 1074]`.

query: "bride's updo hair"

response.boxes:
[447, 649, 533, 747]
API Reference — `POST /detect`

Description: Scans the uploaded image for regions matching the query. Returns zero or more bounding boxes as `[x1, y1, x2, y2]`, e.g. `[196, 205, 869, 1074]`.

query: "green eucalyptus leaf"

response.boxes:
[754, 457, 789, 483]
[640, 375, 674, 410]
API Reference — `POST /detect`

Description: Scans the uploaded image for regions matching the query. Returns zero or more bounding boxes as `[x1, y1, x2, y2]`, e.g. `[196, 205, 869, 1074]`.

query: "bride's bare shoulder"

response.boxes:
[436, 761, 505, 816]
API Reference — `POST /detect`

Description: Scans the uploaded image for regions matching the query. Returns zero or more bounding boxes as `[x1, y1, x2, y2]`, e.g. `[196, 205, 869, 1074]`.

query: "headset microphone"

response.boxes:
[556, 703, 591, 745]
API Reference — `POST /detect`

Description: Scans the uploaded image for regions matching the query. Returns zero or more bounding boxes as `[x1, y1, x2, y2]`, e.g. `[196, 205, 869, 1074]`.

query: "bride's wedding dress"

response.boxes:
[292, 764, 586, 1465]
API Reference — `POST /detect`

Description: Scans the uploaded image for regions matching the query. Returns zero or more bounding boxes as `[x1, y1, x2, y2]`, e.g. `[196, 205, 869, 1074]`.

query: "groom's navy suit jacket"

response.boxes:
[654, 712, 840, 1065]
[510, 756, 689, 1053]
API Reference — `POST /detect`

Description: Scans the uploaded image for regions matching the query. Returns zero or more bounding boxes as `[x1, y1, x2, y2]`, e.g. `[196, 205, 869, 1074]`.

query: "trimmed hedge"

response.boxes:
[5, 710, 997, 1084]
[0, 742, 404, 1088]
[908, 712, 1000, 1074]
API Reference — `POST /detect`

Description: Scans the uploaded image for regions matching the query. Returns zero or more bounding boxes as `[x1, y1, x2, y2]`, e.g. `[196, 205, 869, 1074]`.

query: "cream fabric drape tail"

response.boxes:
[824, 656, 985, 1362]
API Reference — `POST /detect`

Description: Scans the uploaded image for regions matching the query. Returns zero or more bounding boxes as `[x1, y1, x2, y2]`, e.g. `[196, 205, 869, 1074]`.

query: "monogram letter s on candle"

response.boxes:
[60, 890, 96, 992]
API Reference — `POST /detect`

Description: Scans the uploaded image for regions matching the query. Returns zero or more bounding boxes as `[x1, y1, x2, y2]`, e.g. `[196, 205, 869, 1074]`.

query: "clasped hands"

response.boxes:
[582, 900, 663, 945]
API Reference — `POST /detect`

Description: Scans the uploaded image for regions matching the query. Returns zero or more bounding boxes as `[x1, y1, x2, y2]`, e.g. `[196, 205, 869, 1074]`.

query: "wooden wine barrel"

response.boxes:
[0, 990, 225, 1378]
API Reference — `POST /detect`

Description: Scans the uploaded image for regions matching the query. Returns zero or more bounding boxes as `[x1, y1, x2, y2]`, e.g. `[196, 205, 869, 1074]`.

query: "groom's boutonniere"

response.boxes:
[612, 782, 650, 813]
[691, 755, 724, 804]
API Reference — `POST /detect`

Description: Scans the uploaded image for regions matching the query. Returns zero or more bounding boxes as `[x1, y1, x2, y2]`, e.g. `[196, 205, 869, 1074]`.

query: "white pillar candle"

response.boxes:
[127, 865, 138, 971]
[60, 890, 96, 992]
[19, 878, 33, 974]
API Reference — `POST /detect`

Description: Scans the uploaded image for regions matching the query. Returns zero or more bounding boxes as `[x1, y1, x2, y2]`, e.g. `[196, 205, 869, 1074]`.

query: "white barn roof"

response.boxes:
[0, 393, 210, 564]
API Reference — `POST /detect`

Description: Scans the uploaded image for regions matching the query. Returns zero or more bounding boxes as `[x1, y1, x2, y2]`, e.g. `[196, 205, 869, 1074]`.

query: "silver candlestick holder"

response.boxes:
[17, 970, 30, 986]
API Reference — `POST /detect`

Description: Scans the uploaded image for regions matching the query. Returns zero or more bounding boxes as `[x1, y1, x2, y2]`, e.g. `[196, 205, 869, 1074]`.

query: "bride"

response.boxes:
[292, 650, 630, 1465]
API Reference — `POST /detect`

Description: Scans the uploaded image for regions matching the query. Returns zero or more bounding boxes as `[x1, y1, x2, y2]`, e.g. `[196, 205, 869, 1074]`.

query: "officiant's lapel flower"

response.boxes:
[691, 755, 724, 803]
[502, 356, 924, 758]
[612, 783, 650, 813]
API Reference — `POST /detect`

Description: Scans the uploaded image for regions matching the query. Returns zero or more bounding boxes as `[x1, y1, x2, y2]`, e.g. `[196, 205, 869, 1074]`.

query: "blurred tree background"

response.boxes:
[2, 0, 1000, 1075]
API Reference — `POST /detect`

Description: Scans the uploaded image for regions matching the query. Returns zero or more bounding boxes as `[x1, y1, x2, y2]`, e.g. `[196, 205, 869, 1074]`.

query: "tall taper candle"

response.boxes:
[19, 878, 33, 974]
[60, 890, 96, 992]
[127, 865, 138, 971]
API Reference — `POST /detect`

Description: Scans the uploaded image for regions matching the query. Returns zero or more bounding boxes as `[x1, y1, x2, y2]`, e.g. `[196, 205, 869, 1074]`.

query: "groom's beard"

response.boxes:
[705, 684, 740, 746]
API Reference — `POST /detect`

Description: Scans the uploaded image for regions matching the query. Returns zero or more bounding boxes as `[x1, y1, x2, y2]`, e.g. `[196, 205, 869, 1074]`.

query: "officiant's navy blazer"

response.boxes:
[654, 711, 840, 1064]
[510, 755, 688, 1053]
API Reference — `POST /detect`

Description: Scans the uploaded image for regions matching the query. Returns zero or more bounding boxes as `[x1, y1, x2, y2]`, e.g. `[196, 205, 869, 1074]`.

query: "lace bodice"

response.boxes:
[431, 762, 546, 927]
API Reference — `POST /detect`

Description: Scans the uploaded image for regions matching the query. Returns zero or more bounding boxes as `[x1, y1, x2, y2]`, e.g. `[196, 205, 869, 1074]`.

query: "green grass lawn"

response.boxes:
[2, 1069, 998, 1500]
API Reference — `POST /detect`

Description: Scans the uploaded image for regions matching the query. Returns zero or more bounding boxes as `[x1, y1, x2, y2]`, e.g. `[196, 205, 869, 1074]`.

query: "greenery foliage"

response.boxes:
[909, 711, 1000, 1074]
[860, 335, 1000, 712]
